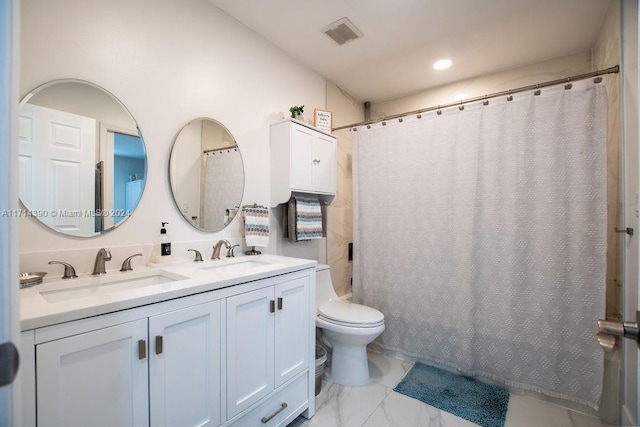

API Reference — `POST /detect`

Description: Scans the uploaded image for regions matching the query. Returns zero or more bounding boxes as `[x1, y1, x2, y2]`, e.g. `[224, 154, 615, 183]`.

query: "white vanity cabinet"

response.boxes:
[20, 264, 315, 427]
[36, 319, 150, 427]
[226, 275, 310, 421]
[271, 119, 337, 206]
[34, 301, 221, 427]
[148, 301, 221, 427]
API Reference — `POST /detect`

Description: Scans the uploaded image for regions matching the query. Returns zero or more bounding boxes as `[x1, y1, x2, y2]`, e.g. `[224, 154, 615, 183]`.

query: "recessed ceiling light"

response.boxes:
[433, 59, 453, 70]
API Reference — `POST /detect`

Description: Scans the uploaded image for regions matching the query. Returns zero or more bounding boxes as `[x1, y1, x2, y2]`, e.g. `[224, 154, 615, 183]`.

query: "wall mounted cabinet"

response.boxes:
[271, 119, 337, 206]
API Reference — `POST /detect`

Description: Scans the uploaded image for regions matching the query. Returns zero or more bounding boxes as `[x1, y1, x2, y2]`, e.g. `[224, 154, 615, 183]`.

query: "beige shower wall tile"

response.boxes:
[327, 130, 354, 297]
[594, 0, 622, 321]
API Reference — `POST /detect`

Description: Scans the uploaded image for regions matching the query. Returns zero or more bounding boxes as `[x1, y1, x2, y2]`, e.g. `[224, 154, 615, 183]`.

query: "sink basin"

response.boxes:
[39, 271, 188, 303]
[199, 259, 272, 274]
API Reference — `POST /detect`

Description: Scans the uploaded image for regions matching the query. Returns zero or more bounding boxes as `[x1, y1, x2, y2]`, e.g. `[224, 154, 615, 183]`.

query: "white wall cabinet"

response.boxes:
[21, 268, 314, 427]
[226, 275, 309, 421]
[271, 119, 337, 206]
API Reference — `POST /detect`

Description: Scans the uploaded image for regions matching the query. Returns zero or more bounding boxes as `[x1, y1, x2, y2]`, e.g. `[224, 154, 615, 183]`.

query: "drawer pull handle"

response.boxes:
[261, 402, 287, 423]
[138, 339, 146, 360]
[270, 299, 275, 313]
[277, 297, 283, 310]
[155, 335, 163, 355]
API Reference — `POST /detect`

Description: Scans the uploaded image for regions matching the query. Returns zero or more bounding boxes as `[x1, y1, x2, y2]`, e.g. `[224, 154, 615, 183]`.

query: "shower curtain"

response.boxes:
[352, 79, 607, 408]
[202, 149, 243, 230]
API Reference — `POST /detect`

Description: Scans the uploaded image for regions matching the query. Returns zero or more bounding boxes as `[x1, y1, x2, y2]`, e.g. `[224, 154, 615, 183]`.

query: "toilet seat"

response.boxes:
[318, 301, 384, 328]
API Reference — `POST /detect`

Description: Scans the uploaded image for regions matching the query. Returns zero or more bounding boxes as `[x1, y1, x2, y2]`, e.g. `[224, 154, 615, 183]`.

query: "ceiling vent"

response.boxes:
[322, 17, 363, 46]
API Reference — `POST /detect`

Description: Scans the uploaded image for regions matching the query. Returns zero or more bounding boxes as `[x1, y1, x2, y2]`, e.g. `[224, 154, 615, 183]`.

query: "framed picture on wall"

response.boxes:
[314, 109, 332, 133]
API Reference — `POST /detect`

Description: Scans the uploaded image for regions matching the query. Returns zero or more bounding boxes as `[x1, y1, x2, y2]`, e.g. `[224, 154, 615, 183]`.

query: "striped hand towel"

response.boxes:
[243, 205, 270, 247]
[293, 196, 323, 241]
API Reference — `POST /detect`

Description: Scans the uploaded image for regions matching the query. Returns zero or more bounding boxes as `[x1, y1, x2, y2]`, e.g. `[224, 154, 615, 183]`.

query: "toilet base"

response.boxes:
[325, 343, 370, 386]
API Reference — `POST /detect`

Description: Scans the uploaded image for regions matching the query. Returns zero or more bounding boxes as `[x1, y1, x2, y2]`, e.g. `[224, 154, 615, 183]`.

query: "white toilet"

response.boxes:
[316, 264, 385, 386]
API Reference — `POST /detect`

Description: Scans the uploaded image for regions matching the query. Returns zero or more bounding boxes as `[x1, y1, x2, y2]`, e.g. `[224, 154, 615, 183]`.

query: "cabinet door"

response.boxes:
[290, 125, 314, 192]
[274, 276, 310, 387]
[36, 319, 149, 427]
[226, 287, 275, 419]
[312, 133, 336, 194]
[149, 301, 221, 427]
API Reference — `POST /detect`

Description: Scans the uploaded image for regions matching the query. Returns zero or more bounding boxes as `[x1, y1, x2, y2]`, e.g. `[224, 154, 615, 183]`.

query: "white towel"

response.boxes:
[243, 206, 270, 247]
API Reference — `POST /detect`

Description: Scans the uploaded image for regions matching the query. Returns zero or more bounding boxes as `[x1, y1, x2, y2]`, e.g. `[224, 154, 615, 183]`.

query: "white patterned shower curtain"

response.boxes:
[202, 149, 244, 230]
[352, 80, 607, 408]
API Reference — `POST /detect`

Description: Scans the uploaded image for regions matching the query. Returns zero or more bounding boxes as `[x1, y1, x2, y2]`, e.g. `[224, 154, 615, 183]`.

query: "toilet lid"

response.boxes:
[318, 301, 384, 326]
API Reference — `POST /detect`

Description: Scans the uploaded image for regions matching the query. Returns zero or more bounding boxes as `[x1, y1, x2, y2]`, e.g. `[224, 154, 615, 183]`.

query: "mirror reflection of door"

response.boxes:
[18, 103, 96, 235]
[98, 125, 145, 230]
[18, 80, 148, 237]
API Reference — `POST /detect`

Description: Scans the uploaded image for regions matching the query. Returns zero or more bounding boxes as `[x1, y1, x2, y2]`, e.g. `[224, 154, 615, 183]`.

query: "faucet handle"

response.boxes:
[227, 244, 240, 258]
[120, 253, 143, 272]
[48, 261, 78, 279]
[188, 249, 203, 262]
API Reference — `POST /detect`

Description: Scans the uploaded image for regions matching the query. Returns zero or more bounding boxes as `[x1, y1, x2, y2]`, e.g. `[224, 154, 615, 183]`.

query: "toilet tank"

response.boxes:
[316, 264, 338, 306]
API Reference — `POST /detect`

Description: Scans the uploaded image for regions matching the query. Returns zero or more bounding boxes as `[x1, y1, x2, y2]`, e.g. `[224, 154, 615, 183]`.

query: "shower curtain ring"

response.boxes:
[565, 78, 573, 90]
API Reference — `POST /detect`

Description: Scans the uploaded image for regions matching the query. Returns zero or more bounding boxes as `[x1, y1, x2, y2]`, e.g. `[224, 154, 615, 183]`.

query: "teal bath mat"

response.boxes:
[394, 362, 510, 427]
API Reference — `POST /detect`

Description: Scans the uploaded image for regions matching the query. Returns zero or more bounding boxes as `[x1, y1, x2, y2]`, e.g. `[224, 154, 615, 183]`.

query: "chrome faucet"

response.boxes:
[92, 248, 112, 275]
[48, 261, 78, 279]
[188, 249, 204, 262]
[120, 253, 142, 272]
[211, 240, 231, 260]
[227, 244, 240, 258]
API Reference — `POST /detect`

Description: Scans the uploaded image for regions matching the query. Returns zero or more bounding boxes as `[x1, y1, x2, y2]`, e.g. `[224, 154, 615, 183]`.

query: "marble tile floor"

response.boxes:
[289, 350, 607, 427]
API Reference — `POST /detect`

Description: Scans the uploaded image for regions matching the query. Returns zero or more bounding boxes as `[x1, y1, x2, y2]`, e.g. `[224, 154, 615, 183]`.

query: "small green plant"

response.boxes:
[289, 105, 304, 118]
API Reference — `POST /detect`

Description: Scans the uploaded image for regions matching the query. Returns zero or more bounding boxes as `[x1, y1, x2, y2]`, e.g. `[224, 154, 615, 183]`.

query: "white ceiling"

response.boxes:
[209, 0, 613, 103]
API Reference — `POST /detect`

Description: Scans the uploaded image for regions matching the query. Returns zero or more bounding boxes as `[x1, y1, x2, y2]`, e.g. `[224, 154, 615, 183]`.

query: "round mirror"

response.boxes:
[169, 118, 244, 231]
[18, 80, 147, 237]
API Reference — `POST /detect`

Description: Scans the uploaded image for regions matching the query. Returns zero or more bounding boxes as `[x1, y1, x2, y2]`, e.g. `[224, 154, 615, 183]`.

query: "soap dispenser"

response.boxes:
[159, 222, 171, 256]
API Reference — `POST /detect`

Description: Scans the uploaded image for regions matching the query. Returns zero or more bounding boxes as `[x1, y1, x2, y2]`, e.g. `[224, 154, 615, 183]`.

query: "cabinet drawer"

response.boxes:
[230, 373, 308, 427]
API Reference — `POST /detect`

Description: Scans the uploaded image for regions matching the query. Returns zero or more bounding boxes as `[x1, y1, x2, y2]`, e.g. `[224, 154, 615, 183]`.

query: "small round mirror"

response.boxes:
[169, 118, 244, 231]
[18, 79, 147, 237]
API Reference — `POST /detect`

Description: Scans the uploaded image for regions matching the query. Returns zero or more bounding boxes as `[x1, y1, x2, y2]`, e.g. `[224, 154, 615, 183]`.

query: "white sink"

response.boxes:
[39, 271, 188, 303]
[199, 259, 272, 274]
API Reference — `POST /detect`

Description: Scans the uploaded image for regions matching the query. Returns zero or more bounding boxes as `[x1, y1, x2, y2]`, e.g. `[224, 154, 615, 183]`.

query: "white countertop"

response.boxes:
[20, 255, 317, 331]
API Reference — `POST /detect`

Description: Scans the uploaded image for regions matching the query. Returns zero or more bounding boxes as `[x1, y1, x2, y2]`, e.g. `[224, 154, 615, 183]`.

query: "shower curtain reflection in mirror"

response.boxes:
[352, 79, 607, 408]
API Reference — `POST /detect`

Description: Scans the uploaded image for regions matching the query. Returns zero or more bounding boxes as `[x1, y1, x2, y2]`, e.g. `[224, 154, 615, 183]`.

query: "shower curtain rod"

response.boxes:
[333, 65, 619, 132]
[203, 146, 237, 154]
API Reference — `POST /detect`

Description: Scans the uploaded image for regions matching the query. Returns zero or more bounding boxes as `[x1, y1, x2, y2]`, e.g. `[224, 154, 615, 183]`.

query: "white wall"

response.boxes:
[19, 0, 333, 273]
[370, 51, 593, 120]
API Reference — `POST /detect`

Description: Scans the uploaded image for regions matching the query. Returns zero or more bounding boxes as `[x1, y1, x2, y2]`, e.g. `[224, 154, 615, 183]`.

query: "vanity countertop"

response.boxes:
[20, 255, 316, 331]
